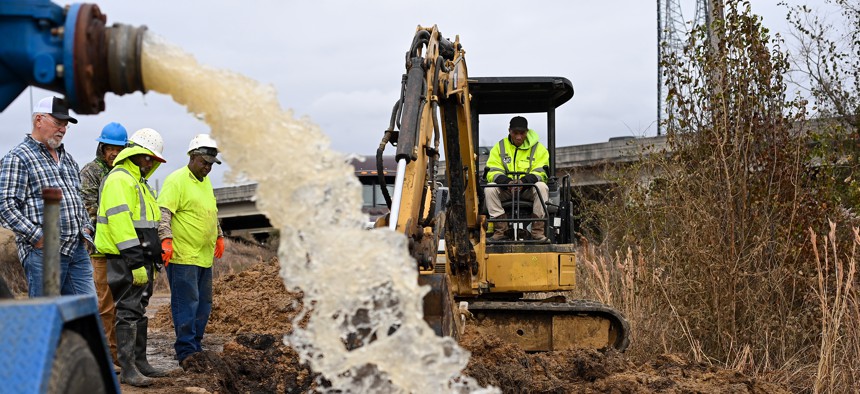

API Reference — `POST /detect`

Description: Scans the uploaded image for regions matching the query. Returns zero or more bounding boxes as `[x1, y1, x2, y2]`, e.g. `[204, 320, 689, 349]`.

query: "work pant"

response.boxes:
[485, 181, 549, 218]
[106, 256, 154, 331]
[22, 239, 96, 298]
[167, 263, 213, 362]
[91, 255, 118, 362]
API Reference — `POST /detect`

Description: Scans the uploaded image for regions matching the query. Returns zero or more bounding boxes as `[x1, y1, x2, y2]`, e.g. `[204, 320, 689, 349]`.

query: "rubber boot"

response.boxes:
[116, 326, 153, 387]
[530, 214, 548, 243]
[135, 321, 169, 377]
[490, 214, 510, 241]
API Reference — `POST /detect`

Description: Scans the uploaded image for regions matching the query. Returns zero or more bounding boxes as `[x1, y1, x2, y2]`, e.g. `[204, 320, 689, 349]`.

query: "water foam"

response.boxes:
[141, 32, 496, 393]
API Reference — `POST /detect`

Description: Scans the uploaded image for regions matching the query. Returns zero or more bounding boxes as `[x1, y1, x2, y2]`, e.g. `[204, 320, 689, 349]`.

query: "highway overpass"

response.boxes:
[214, 135, 668, 237]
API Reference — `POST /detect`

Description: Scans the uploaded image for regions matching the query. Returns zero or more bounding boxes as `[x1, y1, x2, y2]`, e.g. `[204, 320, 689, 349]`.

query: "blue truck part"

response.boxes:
[0, 0, 146, 114]
[0, 295, 120, 393]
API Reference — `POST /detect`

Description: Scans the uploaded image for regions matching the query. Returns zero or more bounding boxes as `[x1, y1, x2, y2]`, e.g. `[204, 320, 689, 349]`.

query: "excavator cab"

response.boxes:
[460, 77, 628, 352]
[468, 77, 577, 245]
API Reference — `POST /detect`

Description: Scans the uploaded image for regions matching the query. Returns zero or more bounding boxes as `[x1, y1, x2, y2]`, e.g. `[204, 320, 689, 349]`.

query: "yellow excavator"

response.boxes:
[374, 25, 629, 351]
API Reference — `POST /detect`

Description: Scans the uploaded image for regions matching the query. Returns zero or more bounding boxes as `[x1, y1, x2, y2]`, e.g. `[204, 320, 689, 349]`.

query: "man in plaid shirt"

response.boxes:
[0, 96, 96, 298]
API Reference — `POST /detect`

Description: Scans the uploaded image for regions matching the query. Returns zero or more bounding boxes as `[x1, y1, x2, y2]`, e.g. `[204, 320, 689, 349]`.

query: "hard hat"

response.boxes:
[128, 128, 166, 162]
[187, 134, 218, 153]
[96, 122, 128, 146]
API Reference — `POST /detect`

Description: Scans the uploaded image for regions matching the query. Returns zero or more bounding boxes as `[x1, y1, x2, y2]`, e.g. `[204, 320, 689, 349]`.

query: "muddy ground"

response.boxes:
[129, 259, 790, 394]
[0, 230, 790, 393]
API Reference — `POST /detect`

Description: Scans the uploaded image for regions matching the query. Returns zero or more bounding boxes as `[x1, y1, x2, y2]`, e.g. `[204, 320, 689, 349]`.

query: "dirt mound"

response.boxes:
[146, 256, 790, 392]
[179, 334, 317, 393]
[460, 327, 790, 393]
[0, 227, 26, 296]
[146, 259, 316, 393]
[151, 258, 304, 335]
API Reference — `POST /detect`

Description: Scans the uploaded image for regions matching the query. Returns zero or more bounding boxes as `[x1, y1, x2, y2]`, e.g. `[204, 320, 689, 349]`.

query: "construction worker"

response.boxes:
[158, 134, 225, 367]
[95, 128, 169, 386]
[0, 96, 96, 297]
[80, 122, 127, 366]
[485, 116, 550, 242]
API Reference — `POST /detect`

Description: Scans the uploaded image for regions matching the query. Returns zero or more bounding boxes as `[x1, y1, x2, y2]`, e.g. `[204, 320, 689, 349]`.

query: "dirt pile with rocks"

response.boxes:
[146, 257, 789, 393]
[147, 258, 317, 393]
[460, 327, 789, 393]
[178, 334, 317, 393]
[151, 258, 304, 335]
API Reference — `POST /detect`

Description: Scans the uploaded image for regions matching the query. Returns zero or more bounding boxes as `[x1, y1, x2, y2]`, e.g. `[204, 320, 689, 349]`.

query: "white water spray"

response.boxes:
[140, 33, 496, 393]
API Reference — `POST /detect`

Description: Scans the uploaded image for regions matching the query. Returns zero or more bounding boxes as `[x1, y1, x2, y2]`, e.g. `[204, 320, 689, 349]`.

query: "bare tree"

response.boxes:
[787, 0, 859, 134]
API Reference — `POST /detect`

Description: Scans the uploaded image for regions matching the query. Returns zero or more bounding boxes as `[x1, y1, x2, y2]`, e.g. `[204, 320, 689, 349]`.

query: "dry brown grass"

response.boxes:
[569, 3, 860, 391]
[575, 222, 860, 392]
[809, 222, 859, 392]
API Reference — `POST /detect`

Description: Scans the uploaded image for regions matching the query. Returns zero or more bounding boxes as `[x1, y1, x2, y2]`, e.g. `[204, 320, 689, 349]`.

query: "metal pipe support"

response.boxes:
[41, 187, 62, 297]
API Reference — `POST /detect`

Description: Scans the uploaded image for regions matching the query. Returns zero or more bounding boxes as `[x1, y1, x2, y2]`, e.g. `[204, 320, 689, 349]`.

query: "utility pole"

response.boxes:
[657, 0, 711, 135]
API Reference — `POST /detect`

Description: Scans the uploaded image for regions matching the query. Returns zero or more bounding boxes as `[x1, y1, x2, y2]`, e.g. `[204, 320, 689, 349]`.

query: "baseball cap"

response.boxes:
[33, 97, 78, 124]
[189, 147, 222, 165]
[509, 116, 528, 131]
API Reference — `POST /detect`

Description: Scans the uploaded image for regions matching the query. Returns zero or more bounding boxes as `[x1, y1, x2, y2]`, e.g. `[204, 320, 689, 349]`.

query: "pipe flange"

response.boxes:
[71, 3, 108, 114]
[106, 23, 147, 95]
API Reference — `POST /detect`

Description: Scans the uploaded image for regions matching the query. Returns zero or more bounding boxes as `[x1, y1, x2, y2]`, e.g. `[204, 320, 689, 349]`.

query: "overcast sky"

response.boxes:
[0, 1, 804, 188]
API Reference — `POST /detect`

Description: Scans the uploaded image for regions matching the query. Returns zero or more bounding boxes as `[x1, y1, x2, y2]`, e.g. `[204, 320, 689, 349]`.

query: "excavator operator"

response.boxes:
[485, 116, 550, 242]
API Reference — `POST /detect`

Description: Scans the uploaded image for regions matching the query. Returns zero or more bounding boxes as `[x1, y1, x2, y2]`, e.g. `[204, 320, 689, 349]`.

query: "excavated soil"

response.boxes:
[151, 258, 304, 335]
[0, 228, 26, 296]
[460, 327, 789, 393]
[141, 258, 317, 393]
[136, 257, 789, 393]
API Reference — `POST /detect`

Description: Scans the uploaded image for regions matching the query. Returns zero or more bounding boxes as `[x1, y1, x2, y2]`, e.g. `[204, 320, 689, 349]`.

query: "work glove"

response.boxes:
[214, 237, 225, 259]
[495, 175, 512, 184]
[521, 174, 539, 184]
[131, 266, 148, 286]
[161, 239, 173, 266]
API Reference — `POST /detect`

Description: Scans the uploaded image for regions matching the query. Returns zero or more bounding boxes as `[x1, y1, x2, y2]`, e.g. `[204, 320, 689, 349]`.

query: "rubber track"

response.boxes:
[468, 299, 631, 351]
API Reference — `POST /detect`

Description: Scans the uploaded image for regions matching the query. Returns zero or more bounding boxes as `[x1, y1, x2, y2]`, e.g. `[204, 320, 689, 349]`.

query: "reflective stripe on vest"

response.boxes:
[96, 167, 159, 229]
[116, 238, 140, 250]
[497, 139, 539, 177]
[498, 140, 510, 174]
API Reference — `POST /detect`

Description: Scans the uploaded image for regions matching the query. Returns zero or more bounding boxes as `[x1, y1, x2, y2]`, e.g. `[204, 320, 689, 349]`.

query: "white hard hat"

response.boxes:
[187, 134, 218, 153]
[129, 128, 166, 162]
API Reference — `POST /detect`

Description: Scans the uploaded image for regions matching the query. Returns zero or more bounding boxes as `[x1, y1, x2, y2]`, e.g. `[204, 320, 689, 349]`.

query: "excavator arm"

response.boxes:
[380, 26, 480, 285]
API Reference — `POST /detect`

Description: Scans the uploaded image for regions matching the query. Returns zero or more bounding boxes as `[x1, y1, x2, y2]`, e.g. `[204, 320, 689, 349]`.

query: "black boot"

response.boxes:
[135, 320, 169, 377]
[116, 326, 153, 387]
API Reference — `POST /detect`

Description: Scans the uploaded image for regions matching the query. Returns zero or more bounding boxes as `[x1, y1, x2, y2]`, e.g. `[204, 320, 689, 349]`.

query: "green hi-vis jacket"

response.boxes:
[485, 129, 550, 183]
[94, 145, 162, 269]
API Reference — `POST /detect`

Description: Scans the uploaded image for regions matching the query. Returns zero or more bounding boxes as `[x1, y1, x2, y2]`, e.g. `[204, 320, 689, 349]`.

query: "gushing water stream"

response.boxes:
[140, 33, 496, 393]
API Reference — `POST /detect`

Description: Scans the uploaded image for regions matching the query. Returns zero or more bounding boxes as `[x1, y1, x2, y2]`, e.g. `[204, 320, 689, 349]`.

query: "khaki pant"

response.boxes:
[92, 255, 118, 363]
[486, 181, 549, 218]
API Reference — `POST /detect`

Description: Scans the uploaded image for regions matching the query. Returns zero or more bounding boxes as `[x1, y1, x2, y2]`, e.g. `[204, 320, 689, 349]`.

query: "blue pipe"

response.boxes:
[0, 0, 70, 111]
[0, 0, 146, 114]
[62, 3, 81, 109]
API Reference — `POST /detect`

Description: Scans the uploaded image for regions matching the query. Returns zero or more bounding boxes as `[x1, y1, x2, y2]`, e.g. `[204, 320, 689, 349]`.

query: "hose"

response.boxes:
[377, 131, 393, 209]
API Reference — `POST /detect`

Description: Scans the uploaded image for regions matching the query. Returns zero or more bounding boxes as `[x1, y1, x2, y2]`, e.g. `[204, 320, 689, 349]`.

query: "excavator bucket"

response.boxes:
[418, 273, 460, 339]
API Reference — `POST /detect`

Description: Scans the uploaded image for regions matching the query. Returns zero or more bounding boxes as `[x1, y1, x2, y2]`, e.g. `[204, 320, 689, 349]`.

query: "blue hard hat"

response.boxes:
[96, 122, 128, 146]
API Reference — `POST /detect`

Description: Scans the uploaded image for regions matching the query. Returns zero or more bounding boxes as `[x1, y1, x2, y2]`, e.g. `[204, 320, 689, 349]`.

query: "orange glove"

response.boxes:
[214, 237, 225, 259]
[161, 239, 173, 266]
